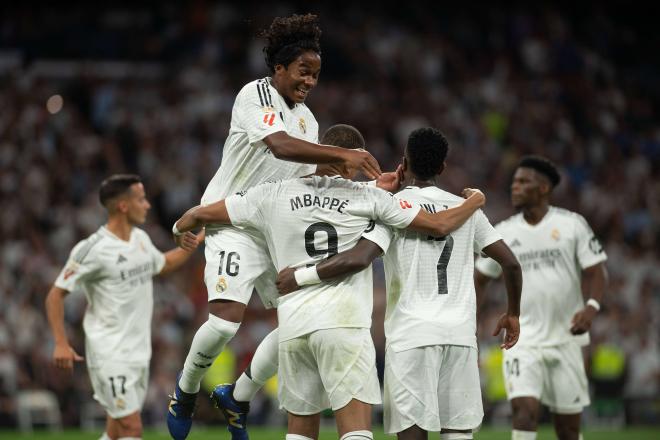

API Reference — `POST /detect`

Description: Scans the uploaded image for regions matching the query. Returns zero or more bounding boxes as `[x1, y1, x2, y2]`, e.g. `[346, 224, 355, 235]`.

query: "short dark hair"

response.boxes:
[321, 124, 365, 149]
[261, 14, 322, 73]
[518, 155, 561, 187]
[405, 127, 449, 181]
[99, 174, 141, 207]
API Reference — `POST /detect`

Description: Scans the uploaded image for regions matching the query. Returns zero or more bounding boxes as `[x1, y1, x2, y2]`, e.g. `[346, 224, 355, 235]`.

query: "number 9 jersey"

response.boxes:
[225, 175, 420, 342]
[382, 186, 501, 352]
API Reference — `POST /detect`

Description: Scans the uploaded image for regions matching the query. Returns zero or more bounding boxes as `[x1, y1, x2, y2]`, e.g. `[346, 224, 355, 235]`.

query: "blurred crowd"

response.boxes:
[0, 1, 658, 429]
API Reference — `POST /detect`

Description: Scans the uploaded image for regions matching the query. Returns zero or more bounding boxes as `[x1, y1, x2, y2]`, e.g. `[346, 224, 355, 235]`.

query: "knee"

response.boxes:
[511, 404, 538, 431]
[555, 423, 580, 440]
[115, 414, 142, 437]
[209, 300, 246, 323]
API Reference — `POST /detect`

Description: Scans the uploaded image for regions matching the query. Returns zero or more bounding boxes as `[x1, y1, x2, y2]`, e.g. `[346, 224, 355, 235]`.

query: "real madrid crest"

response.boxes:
[299, 117, 306, 134]
[216, 276, 228, 293]
[551, 228, 560, 241]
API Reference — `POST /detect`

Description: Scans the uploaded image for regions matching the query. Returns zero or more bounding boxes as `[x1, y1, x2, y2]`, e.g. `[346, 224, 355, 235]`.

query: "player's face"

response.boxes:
[275, 51, 321, 104]
[125, 183, 151, 225]
[510, 167, 542, 209]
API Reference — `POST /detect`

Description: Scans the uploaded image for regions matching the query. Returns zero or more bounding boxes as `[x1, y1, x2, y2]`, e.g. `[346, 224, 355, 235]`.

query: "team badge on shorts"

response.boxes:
[216, 276, 228, 293]
[115, 398, 126, 410]
[299, 117, 306, 134]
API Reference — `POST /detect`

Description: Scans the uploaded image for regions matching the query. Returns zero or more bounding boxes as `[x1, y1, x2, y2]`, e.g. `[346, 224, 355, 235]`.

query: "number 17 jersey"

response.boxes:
[383, 186, 501, 352]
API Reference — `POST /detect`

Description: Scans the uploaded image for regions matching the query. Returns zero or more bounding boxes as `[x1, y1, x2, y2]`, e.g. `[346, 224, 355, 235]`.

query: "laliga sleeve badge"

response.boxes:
[299, 117, 306, 134]
[216, 276, 228, 293]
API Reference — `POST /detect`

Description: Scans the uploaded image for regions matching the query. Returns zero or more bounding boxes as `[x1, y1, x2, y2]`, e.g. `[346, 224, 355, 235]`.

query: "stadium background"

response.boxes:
[0, 1, 658, 437]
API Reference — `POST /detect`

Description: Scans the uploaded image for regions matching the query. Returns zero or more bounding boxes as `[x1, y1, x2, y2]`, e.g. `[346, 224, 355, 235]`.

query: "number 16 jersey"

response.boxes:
[383, 186, 501, 352]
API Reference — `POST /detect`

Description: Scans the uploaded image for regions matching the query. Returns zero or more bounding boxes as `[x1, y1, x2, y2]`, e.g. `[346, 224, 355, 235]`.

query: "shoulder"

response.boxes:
[493, 213, 522, 232]
[551, 207, 590, 228]
[237, 78, 273, 104]
[71, 229, 107, 263]
[132, 227, 153, 242]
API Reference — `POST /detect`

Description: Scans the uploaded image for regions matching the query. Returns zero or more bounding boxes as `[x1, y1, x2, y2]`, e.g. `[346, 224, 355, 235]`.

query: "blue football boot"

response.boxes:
[166, 373, 197, 439]
[210, 383, 250, 440]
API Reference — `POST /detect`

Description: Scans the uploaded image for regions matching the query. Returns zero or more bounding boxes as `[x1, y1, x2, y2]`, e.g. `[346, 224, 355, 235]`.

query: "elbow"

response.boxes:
[432, 223, 451, 238]
[504, 260, 522, 276]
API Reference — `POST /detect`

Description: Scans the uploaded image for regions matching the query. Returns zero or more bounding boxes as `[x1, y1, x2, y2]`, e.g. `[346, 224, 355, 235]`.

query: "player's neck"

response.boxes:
[271, 77, 295, 109]
[522, 203, 549, 225]
[105, 216, 133, 242]
[403, 175, 436, 188]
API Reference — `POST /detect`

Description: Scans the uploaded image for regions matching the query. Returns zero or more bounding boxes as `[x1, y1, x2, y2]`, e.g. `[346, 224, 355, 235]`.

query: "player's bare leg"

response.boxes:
[552, 412, 581, 440]
[105, 412, 142, 439]
[511, 397, 540, 439]
[397, 424, 427, 440]
[334, 398, 373, 439]
[287, 412, 321, 440]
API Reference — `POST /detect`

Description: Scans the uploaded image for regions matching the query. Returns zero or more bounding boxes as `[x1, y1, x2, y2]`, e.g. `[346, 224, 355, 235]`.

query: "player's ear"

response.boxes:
[436, 161, 446, 176]
[401, 156, 408, 172]
[274, 63, 286, 75]
[116, 198, 129, 214]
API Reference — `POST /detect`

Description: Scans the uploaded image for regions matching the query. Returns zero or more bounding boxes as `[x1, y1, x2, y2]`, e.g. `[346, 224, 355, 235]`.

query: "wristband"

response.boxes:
[172, 222, 183, 236]
[586, 298, 601, 312]
[294, 266, 321, 286]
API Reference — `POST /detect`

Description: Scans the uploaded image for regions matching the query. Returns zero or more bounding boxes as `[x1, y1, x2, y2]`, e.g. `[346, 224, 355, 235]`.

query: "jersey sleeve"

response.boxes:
[473, 210, 502, 253]
[54, 239, 102, 292]
[474, 254, 503, 278]
[574, 215, 607, 269]
[140, 231, 166, 274]
[360, 221, 393, 254]
[369, 187, 421, 229]
[236, 82, 288, 145]
[225, 183, 272, 230]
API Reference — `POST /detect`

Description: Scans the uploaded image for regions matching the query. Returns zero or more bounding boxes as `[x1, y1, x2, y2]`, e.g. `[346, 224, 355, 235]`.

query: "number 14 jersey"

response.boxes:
[383, 186, 501, 352]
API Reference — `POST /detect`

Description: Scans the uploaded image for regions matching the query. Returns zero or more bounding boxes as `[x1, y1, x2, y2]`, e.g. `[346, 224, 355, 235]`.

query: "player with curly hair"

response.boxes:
[166, 14, 393, 440]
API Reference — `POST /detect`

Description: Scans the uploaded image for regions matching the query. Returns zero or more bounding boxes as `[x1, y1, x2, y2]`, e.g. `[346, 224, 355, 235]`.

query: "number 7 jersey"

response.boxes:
[383, 186, 501, 352]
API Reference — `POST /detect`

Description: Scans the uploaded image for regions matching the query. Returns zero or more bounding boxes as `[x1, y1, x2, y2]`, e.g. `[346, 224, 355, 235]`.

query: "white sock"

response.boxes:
[441, 433, 473, 439]
[233, 328, 279, 402]
[512, 430, 537, 440]
[285, 435, 314, 440]
[179, 314, 240, 393]
[340, 431, 373, 440]
[117, 438, 141, 440]
[98, 433, 111, 440]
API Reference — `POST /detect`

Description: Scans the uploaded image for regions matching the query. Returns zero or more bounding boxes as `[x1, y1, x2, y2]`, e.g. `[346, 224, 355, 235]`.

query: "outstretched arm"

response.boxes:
[276, 238, 383, 294]
[481, 240, 522, 349]
[173, 201, 229, 249]
[571, 262, 608, 335]
[160, 229, 205, 275]
[407, 189, 485, 237]
[264, 131, 381, 179]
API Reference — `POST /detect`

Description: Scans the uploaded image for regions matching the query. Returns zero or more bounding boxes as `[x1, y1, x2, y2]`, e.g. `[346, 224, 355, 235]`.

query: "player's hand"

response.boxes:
[493, 313, 520, 349]
[376, 164, 404, 193]
[175, 231, 200, 252]
[342, 148, 382, 180]
[461, 188, 486, 208]
[195, 228, 206, 245]
[53, 343, 84, 371]
[570, 306, 597, 335]
[276, 267, 300, 295]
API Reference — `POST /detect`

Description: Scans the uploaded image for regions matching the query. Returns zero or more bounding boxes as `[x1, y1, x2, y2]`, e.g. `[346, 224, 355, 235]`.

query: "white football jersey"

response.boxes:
[383, 186, 501, 352]
[201, 77, 318, 213]
[475, 207, 607, 347]
[225, 176, 420, 342]
[55, 226, 166, 367]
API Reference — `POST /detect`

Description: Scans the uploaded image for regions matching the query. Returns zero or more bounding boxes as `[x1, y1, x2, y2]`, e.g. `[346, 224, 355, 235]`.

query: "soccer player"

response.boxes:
[475, 156, 609, 440]
[45, 175, 203, 440]
[276, 128, 522, 440]
[171, 170, 485, 440]
[165, 14, 391, 440]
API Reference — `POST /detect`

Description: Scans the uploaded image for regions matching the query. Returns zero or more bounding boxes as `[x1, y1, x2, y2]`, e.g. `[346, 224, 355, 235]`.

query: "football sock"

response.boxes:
[179, 314, 240, 393]
[98, 433, 111, 440]
[441, 433, 473, 439]
[512, 430, 537, 440]
[285, 435, 314, 440]
[340, 431, 373, 440]
[233, 328, 279, 402]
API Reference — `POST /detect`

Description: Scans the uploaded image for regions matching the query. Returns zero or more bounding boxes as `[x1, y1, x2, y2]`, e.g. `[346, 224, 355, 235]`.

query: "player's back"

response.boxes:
[383, 186, 500, 352]
[225, 175, 410, 342]
[201, 78, 318, 208]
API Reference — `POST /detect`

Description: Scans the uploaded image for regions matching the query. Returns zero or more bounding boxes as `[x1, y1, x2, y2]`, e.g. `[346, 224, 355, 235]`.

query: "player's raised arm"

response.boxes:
[406, 188, 486, 237]
[263, 132, 381, 179]
[172, 201, 230, 248]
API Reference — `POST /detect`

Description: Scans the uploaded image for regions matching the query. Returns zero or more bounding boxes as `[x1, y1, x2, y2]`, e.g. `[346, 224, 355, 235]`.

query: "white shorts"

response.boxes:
[88, 361, 149, 419]
[278, 328, 382, 415]
[384, 345, 483, 434]
[204, 227, 279, 308]
[503, 342, 590, 414]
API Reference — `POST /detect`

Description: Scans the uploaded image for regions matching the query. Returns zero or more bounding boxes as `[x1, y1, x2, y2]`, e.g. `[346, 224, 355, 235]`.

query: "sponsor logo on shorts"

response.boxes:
[216, 276, 228, 293]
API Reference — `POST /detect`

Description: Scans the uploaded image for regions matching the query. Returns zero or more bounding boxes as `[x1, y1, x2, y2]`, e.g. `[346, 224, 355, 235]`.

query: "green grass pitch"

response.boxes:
[3, 426, 659, 439]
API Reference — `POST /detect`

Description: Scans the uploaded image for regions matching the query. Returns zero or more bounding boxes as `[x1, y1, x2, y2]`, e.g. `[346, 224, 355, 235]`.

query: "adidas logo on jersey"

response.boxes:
[117, 254, 127, 264]
[510, 239, 522, 248]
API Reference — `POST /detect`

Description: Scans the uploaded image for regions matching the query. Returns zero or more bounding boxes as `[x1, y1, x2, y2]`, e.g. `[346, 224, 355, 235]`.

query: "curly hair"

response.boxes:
[518, 155, 561, 187]
[260, 13, 322, 72]
[406, 128, 449, 181]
